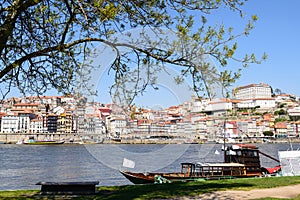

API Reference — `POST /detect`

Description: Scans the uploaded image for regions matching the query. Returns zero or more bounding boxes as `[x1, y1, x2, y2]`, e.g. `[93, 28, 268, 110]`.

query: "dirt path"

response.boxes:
[173, 184, 300, 200]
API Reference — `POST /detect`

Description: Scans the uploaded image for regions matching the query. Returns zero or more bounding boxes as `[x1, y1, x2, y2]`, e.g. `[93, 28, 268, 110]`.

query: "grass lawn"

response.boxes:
[0, 176, 300, 199]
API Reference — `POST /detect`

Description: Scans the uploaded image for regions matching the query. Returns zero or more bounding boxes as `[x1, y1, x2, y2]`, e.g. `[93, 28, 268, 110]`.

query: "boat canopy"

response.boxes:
[231, 144, 258, 150]
[196, 162, 245, 167]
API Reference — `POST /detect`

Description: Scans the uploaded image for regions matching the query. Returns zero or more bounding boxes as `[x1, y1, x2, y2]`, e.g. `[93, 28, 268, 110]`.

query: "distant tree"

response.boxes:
[274, 109, 287, 116]
[1, 0, 266, 105]
[263, 131, 274, 137]
[274, 117, 287, 123]
[254, 112, 262, 116]
[278, 103, 287, 108]
[274, 88, 282, 95]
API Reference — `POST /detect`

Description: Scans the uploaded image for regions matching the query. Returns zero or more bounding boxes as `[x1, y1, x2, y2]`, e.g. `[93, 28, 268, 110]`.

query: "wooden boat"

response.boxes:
[23, 140, 65, 145]
[120, 162, 250, 184]
[23, 137, 64, 145]
[120, 144, 281, 184]
[111, 137, 121, 142]
[23, 141, 64, 145]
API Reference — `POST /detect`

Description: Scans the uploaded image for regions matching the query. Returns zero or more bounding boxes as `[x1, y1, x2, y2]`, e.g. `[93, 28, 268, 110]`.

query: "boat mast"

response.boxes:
[223, 115, 227, 162]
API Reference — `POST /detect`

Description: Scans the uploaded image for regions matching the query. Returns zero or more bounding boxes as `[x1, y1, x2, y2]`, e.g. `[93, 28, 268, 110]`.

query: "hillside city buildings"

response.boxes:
[1, 83, 300, 143]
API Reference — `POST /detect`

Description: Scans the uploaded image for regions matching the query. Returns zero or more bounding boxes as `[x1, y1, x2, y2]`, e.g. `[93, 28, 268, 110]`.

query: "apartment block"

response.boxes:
[1, 115, 30, 133]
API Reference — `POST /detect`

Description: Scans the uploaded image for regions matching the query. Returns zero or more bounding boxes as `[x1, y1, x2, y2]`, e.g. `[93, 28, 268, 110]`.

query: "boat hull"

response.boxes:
[120, 169, 260, 184]
[120, 171, 192, 184]
[120, 171, 157, 184]
[23, 141, 65, 145]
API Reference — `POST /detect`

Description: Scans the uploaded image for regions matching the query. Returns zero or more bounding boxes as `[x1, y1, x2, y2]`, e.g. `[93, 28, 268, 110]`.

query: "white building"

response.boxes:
[110, 116, 127, 135]
[175, 121, 197, 135]
[30, 117, 44, 133]
[1, 115, 30, 133]
[205, 98, 232, 116]
[288, 107, 300, 118]
[188, 96, 210, 113]
[193, 99, 210, 113]
[195, 118, 208, 137]
[233, 83, 272, 99]
[236, 98, 276, 110]
[275, 94, 296, 103]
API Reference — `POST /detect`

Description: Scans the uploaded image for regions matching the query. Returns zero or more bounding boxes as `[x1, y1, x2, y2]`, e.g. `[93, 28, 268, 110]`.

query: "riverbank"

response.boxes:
[1, 176, 300, 199]
[107, 137, 300, 144]
[2, 132, 300, 145]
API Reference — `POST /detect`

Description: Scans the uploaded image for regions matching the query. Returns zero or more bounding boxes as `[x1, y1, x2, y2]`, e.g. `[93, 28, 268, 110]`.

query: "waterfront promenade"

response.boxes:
[0, 133, 82, 144]
[1, 132, 300, 144]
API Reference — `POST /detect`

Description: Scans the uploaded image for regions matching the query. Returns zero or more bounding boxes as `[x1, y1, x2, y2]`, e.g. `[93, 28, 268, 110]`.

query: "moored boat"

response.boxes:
[23, 140, 65, 145]
[16, 140, 23, 144]
[120, 162, 249, 184]
[22, 137, 64, 145]
[120, 144, 281, 184]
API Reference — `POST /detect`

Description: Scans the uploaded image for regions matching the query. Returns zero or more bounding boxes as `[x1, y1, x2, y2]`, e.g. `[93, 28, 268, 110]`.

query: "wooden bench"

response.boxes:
[36, 181, 99, 195]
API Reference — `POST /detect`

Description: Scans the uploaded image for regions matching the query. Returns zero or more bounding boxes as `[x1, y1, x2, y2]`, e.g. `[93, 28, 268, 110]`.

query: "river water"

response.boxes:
[0, 143, 299, 190]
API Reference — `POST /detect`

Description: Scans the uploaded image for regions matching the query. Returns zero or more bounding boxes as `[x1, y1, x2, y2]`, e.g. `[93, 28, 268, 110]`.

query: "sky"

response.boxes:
[231, 0, 300, 96]
[5, 0, 300, 109]
[94, 0, 300, 108]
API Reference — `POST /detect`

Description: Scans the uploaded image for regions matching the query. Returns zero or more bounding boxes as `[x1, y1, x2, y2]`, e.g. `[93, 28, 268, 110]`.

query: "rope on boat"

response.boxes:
[259, 151, 280, 163]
